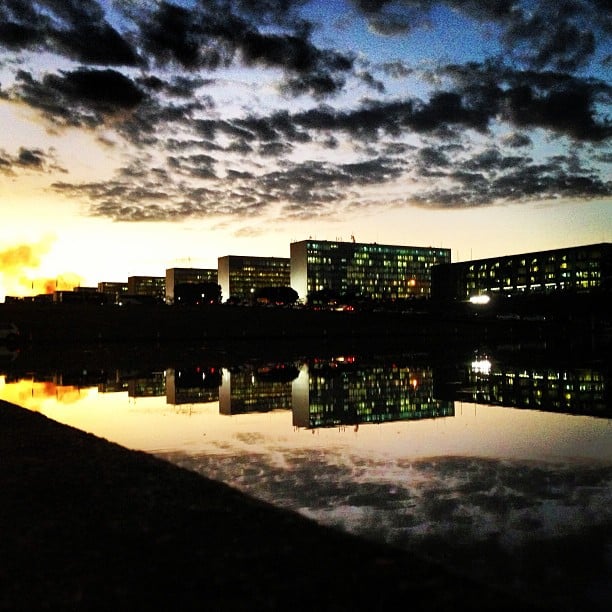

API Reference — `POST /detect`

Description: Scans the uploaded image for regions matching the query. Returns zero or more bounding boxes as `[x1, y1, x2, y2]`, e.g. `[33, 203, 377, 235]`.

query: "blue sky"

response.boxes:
[0, 0, 610, 297]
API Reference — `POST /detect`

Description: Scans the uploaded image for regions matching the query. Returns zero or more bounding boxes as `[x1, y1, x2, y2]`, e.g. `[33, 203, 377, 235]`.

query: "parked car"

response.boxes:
[0, 322, 20, 345]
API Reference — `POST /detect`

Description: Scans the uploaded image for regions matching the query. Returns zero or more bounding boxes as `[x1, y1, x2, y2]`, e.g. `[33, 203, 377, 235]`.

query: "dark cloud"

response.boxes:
[498, 0, 600, 71]
[51, 163, 270, 222]
[258, 141, 293, 157]
[17, 147, 44, 167]
[49, 153, 404, 222]
[250, 157, 405, 212]
[503, 132, 533, 148]
[417, 146, 450, 168]
[137, 1, 228, 70]
[10, 68, 145, 127]
[51, 179, 178, 222]
[0, 0, 140, 65]
[47, 69, 144, 109]
[167, 153, 218, 179]
[135, 1, 354, 96]
[0, 146, 66, 175]
[501, 76, 612, 142]
[442, 61, 612, 142]
[461, 148, 525, 172]
[164, 76, 210, 98]
[411, 152, 611, 208]
[1, 0, 353, 97]
[350, 0, 432, 35]
[380, 60, 413, 79]
[50, 23, 141, 67]
[351, 1, 610, 71]
[0, 21, 42, 49]
[288, 92, 490, 139]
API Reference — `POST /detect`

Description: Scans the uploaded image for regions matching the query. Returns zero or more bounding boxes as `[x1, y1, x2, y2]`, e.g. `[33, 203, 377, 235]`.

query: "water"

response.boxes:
[1, 343, 611, 609]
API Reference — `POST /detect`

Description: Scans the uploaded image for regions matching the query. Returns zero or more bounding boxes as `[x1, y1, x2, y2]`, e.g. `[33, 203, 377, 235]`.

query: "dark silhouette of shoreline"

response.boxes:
[1, 294, 610, 354]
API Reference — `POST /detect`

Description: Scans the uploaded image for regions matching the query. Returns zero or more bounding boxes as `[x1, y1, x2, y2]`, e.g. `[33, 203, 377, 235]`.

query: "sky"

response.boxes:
[0, 0, 610, 299]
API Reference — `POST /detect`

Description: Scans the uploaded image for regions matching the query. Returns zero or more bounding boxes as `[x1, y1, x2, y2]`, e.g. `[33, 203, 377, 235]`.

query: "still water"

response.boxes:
[1, 345, 611, 609]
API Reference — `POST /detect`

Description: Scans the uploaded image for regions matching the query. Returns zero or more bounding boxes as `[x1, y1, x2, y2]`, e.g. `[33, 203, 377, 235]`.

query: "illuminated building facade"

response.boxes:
[98, 282, 128, 304]
[290, 239, 451, 303]
[52, 289, 104, 304]
[165, 267, 218, 304]
[127, 276, 166, 301]
[431, 242, 612, 301]
[217, 255, 290, 303]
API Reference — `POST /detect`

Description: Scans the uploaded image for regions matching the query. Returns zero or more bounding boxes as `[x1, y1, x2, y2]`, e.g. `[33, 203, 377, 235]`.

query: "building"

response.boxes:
[290, 239, 451, 303]
[98, 282, 128, 305]
[217, 255, 290, 303]
[431, 242, 612, 302]
[165, 268, 218, 305]
[52, 290, 105, 304]
[127, 276, 165, 302]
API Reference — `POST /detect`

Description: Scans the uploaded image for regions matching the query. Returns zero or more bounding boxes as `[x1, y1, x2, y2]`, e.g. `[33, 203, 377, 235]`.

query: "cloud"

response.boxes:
[10, 68, 145, 128]
[162, 448, 612, 609]
[0, 0, 140, 65]
[351, 0, 610, 71]
[134, 0, 354, 96]
[0, 146, 66, 175]
[410, 152, 611, 209]
[440, 61, 612, 142]
[503, 132, 533, 148]
[0, 0, 610, 218]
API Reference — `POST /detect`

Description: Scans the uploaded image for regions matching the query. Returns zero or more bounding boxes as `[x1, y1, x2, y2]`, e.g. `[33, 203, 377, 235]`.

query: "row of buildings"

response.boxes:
[21, 239, 612, 306]
[96, 239, 455, 306]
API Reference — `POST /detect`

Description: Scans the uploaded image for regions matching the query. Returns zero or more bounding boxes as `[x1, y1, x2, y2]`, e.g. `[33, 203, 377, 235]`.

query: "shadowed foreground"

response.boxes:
[0, 400, 548, 612]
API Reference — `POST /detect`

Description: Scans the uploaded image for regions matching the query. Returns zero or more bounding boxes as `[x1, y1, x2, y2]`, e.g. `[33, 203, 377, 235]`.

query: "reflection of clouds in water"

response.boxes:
[233, 432, 269, 445]
[163, 450, 612, 547]
[161, 450, 612, 610]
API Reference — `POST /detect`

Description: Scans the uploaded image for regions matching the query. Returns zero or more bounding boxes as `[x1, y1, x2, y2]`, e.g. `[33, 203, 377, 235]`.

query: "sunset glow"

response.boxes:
[1, 1, 610, 299]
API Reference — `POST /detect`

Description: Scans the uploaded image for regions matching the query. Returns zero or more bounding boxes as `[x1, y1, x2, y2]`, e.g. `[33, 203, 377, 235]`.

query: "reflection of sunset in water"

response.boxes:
[1, 374, 611, 464]
[0, 377, 93, 411]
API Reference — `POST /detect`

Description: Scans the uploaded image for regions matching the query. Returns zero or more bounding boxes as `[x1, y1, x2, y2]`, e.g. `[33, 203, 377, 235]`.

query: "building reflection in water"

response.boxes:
[219, 363, 298, 414]
[292, 356, 454, 429]
[3, 352, 609, 421]
[127, 371, 166, 399]
[438, 356, 611, 417]
[166, 367, 221, 405]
